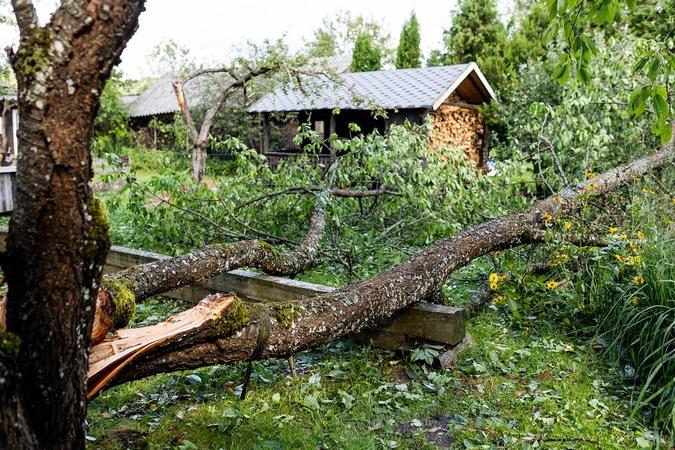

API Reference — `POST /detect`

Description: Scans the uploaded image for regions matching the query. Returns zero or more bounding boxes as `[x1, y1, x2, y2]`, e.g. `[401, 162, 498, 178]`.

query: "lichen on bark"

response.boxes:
[85, 196, 111, 262]
[102, 278, 135, 328]
[272, 302, 299, 328]
[215, 297, 250, 336]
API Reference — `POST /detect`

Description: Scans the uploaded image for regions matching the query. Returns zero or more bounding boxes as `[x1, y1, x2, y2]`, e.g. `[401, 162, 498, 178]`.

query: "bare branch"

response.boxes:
[10, 0, 38, 37]
[171, 81, 200, 143]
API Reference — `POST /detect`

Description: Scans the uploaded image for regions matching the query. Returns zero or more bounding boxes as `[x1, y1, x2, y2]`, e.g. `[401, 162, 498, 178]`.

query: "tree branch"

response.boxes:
[94, 139, 674, 391]
[10, 0, 38, 37]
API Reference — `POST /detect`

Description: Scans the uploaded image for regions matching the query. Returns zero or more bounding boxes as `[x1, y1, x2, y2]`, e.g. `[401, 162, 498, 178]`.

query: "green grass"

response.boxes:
[86, 302, 654, 450]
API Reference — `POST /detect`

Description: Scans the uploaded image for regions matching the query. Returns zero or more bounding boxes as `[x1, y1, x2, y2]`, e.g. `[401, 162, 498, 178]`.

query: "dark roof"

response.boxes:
[127, 72, 230, 118]
[248, 63, 496, 113]
[128, 73, 181, 118]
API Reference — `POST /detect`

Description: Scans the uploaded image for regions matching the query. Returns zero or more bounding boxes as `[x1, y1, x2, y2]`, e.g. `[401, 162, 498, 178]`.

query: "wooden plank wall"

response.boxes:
[0, 167, 16, 213]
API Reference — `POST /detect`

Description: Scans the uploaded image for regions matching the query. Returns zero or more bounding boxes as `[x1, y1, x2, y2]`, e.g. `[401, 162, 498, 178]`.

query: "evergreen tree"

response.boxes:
[351, 32, 382, 72]
[430, 0, 513, 89]
[395, 11, 422, 69]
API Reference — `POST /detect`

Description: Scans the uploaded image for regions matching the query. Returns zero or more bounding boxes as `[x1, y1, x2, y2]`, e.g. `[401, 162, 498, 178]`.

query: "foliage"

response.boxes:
[483, 37, 659, 194]
[429, 0, 514, 90]
[508, 1, 551, 67]
[0, 0, 15, 87]
[93, 70, 134, 155]
[101, 121, 534, 283]
[545, 0, 675, 143]
[394, 11, 421, 69]
[350, 32, 382, 73]
[306, 11, 393, 63]
[146, 38, 198, 78]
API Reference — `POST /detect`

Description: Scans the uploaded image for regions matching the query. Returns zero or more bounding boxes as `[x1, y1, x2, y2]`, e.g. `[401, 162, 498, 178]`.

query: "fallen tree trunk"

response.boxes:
[90, 140, 673, 393]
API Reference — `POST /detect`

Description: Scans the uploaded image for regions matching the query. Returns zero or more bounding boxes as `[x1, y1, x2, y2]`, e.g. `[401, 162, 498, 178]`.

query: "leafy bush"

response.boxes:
[103, 120, 535, 282]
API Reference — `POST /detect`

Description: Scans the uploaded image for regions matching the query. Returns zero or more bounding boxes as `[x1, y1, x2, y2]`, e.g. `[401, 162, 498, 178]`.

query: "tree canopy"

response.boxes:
[395, 10, 421, 69]
[351, 31, 382, 72]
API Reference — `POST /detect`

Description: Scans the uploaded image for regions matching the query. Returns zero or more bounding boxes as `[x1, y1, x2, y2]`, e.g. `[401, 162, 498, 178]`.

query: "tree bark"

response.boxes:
[93, 139, 673, 392]
[0, 1, 145, 448]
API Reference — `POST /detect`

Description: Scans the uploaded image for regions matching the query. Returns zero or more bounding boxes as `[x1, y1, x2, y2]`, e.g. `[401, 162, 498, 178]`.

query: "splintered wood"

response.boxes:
[87, 293, 235, 400]
[429, 93, 485, 166]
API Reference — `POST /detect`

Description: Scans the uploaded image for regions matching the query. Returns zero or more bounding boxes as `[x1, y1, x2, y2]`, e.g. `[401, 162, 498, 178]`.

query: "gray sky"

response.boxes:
[1, 1, 520, 80]
[117, 1, 460, 78]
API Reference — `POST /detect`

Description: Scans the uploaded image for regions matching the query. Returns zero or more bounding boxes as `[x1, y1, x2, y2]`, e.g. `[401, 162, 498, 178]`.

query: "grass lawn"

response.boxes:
[86, 297, 655, 450]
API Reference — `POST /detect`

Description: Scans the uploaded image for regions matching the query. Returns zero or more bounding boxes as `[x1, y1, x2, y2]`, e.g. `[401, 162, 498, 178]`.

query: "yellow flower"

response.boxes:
[489, 273, 499, 291]
[634, 276, 645, 285]
[541, 214, 553, 221]
[629, 243, 638, 253]
[632, 296, 639, 306]
[637, 231, 645, 239]
[642, 188, 655, 194]
[563, 317, 571, 325]
[559, 253, 569, 259]
[615, 254, 624, 262]
[564, 222, 572, 230]
[493, 251, 502, 258]
[619, 234, 628, 240]
[631, 175, 640, 181]
[587, 183, 599, 189]
[672, 198, 675, 205]
[565, 345, 575, 352]
[554, 196, 564, 201]
[586, 172, 597, 179]
[546, 280, 559, 289]
[500, 274, 507, 282]
[609, 227, 618, 234]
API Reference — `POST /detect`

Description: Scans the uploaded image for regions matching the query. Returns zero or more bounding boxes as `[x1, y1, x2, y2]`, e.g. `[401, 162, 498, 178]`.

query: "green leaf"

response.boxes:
[660, 123, 673, 144]
[653, 93, 669, 118]
[596, 4, 608, 25]
[303, 393, 320, 410]
[553, 63, 570, 84]
[649, 58, 661, 82]
[626, 0, 635, 11]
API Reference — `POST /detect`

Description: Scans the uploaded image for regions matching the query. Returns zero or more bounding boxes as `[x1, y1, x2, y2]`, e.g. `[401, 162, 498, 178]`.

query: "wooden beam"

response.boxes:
[0, 229, 467, 348]
[262, 112, 270, 154]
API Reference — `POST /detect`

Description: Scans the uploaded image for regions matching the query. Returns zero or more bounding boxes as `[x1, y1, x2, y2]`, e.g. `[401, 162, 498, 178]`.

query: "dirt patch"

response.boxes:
[395, 415, 455, 449]
[96, 429, 148, 450]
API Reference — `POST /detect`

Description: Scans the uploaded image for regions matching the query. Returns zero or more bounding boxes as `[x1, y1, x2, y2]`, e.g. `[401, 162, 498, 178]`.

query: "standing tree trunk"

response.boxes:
[0, 1, 145, 449]
[172, 64, 284, 182]
[191, 140, 208, 182]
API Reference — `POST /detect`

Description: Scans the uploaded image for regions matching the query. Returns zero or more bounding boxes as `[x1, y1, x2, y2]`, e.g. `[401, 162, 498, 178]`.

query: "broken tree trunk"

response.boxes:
[88, 140, 673, 393]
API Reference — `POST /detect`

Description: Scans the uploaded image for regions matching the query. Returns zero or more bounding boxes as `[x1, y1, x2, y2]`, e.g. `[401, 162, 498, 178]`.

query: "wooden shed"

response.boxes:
[248, 62, 496, 168]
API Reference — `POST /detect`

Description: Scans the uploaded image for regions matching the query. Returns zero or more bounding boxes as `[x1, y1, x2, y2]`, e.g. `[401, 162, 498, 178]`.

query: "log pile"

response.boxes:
[429, 93, 485, 166]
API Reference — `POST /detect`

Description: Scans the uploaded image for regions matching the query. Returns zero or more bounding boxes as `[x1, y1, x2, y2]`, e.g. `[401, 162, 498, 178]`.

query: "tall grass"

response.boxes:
[586, 169, 675, 439]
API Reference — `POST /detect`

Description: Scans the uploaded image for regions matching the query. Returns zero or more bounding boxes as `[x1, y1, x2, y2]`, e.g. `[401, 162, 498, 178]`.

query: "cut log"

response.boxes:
[87, 293, 236, 400]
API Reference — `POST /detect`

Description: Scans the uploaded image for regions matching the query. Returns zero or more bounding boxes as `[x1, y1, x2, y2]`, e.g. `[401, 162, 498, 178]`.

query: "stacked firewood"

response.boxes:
[429, 94, 484, 165]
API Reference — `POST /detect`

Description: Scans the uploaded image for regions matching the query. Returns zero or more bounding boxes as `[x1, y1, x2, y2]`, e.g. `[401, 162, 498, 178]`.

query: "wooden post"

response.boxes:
[329, 114, 336, 150]
[262, 112, 270, 154]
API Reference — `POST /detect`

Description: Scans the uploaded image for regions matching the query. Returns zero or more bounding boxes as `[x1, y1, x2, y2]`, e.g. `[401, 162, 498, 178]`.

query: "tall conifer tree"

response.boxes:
[395, 11, 422, 69]
[351, 32, 382, 72]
